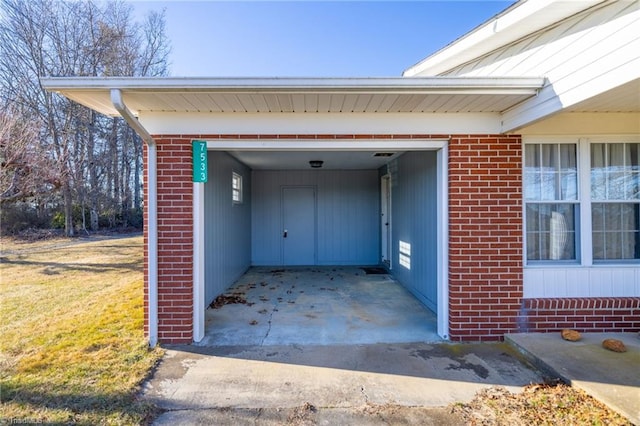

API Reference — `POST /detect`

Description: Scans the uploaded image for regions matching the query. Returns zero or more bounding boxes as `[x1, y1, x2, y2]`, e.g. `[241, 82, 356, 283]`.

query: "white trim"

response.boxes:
[193, 183, 205, 343]
[141, 112, 504, 136]
[41, 76, 545, 92]
[146, 144, 158, 347]
[437, 146, 450, 340]
[194, 137, 450, 340]
[206, 139, 447, 151]
[578, 138, 593, 266]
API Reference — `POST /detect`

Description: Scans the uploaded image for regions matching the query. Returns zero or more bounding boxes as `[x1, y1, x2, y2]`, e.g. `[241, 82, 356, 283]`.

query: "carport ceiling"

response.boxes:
[227, 150, 403, 170]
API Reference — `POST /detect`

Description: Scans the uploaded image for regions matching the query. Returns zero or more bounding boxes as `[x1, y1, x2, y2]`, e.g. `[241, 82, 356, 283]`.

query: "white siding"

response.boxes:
[444, 1, 639, 131]
[524, 267, 640, 298]
[446, 1, 639, 80]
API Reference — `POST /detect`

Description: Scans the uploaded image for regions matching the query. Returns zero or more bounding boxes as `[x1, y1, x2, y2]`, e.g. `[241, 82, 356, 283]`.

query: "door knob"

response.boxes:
[283, 230, 288, 238]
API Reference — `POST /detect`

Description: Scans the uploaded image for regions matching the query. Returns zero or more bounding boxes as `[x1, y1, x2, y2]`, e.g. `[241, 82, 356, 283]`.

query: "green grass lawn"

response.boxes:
[0, 235, 164, 425]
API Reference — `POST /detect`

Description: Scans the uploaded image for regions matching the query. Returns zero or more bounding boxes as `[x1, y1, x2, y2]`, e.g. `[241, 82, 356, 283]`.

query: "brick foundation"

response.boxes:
[519, 298, 640, 332]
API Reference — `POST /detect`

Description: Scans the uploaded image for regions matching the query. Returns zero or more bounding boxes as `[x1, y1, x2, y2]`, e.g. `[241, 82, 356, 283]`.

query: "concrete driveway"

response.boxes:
[142, 342, 544, 425]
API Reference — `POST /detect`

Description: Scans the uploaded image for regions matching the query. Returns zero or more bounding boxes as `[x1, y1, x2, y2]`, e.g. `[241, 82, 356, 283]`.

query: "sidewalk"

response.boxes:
[506, 332, 640, 424]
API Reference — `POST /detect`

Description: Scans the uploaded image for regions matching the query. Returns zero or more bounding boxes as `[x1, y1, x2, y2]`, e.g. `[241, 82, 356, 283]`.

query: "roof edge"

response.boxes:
[41, 76, 545, 94]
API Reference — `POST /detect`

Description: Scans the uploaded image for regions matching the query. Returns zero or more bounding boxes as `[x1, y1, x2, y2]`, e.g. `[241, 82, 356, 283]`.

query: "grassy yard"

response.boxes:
[0, 235, 163, 425]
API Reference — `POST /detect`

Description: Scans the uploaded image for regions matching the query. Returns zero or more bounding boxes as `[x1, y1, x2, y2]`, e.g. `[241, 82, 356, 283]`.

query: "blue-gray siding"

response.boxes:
[252, 170, 379, 265]
[204, 152, 252, 304]
[388, 151, 438, 311]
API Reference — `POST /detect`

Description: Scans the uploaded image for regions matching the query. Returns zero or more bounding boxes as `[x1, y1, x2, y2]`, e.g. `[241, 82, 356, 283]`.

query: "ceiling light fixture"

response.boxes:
[309, 160, 324, 168]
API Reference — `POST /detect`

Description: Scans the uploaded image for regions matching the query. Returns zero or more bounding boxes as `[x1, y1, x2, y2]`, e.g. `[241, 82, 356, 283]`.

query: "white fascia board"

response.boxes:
[41, 76, 543, 93]
[403, 0, 605, 77]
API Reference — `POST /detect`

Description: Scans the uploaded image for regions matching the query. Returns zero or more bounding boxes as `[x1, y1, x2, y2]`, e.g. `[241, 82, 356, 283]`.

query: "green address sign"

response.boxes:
[192, 140, 208, 183]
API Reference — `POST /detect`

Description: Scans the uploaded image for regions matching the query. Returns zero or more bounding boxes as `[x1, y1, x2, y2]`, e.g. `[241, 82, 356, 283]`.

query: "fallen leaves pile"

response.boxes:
[209, 293, 247, 309]
[453, 383, 632, 426]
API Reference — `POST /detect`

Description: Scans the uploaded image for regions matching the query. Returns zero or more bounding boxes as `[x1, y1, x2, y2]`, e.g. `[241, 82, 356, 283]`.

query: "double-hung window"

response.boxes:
[524, 140, 640, 264]
[524, 144, 578, 262]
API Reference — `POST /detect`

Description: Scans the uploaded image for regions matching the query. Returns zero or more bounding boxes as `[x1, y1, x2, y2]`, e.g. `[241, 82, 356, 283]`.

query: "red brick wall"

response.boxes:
[448, 135, 524, 341]
[519, 298, 640, 332]
[145, 137, 195, 344]
[143, 133, 635, 345]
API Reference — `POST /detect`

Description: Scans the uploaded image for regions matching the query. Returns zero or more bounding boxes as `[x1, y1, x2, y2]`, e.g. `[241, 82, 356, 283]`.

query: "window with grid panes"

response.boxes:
[524, 144, 578, 262]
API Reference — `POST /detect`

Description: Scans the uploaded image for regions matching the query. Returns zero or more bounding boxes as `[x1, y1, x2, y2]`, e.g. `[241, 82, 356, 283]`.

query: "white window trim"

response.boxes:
[578, 138, 593, 266]
[523, 135, 640, 266]
[522, 135, 640, 298]
[523, 140, 580, 264]
[232, 172, 243, 204]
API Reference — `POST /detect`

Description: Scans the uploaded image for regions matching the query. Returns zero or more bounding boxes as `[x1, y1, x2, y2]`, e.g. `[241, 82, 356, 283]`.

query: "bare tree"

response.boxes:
[0, 106, 58, 204]
[0, 0, 170, 235]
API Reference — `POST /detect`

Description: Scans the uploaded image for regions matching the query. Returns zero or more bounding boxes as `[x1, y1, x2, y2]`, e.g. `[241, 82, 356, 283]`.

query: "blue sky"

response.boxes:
[131, 1, 514, 77]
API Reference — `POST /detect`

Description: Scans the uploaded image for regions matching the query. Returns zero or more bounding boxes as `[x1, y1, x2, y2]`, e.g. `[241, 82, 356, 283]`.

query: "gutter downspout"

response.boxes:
[110, 89, 158, 348]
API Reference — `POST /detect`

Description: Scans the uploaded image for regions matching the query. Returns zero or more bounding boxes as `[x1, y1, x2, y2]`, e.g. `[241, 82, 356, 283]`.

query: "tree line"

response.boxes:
[0, 0, 170, 236]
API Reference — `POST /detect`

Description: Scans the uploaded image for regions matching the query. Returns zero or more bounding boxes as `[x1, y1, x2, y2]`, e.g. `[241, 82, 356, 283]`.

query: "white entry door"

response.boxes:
[282, 186, 316, 265]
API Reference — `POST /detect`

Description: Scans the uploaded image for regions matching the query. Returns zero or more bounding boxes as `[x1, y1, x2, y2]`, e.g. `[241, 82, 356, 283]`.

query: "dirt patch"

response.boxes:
[453, 383, 632, 425]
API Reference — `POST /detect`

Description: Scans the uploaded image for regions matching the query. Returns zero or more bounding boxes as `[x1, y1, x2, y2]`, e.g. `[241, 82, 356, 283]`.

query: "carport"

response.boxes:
[195, 138, 449, 345]
[42, 76, 544, 344]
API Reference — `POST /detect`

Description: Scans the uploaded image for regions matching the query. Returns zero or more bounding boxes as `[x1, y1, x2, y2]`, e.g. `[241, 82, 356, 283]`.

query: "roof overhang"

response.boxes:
[41, 76, 545, 116]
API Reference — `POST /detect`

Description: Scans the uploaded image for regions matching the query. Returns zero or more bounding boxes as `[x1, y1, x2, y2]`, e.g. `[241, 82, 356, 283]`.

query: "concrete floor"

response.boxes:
[198, 266, 440, 346]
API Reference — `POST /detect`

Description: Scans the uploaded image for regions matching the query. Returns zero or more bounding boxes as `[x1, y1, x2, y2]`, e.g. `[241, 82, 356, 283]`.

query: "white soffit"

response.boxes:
[40, 76, 544, 117]
[403, 0, 606, 77]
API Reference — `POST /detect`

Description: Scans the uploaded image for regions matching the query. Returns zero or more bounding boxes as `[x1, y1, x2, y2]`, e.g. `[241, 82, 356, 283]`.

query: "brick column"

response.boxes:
[448, 135, 524, 341]
[145, 137, 194, 344]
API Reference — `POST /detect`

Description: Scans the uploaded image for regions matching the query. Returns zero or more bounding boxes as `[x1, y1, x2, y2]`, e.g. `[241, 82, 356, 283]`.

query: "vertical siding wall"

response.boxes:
[252, 170, 379, 265]
[389, 151, 438, 312]
[204, 152, 252, 304]
[448, 135, 524, 341]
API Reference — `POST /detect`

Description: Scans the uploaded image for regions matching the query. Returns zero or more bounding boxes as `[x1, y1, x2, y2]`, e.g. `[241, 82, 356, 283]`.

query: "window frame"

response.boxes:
[523, 136, 640, 267]
[523, 141, 580, 265]
[232, 172, 243, 204]
[589, 141, 640, 263]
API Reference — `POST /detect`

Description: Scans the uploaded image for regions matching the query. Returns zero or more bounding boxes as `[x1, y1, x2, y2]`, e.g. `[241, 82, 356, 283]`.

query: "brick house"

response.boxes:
[43, 0, 639, 346]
